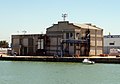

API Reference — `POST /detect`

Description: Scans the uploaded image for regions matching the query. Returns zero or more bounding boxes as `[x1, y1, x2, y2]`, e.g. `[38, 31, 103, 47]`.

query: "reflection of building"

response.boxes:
[12, 34, 49, 56]
[46, 21, 103, 56]
[104, 35, 120, 54]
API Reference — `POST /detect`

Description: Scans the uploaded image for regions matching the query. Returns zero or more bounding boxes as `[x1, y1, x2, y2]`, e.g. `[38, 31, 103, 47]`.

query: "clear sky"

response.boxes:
[0, 0, 120, 43]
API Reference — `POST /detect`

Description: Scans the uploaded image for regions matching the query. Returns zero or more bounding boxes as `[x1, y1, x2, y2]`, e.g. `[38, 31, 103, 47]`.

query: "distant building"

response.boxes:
[104, 35, 120, 54]
[11, 34, 49, 56]
[0, 48, 11, 55]
[46, 21, 103, 56]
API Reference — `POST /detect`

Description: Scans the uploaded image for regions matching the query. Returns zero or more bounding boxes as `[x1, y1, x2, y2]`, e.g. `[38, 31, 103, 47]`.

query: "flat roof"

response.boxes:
[104, 35, 120, 38]
[73, 23, 102, 30]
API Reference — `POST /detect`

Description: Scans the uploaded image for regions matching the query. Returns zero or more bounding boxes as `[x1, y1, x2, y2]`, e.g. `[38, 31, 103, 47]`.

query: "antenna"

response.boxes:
[22, 30, 27, 34]
[62, 14, 68, 21]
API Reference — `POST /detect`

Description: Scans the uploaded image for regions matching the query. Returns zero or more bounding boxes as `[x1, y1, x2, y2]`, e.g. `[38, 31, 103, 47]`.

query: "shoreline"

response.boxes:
[0, 55, 120, 64]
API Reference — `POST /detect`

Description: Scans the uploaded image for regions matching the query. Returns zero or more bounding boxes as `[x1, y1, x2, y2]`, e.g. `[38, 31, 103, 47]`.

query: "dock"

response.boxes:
[0, 56, 120, 64]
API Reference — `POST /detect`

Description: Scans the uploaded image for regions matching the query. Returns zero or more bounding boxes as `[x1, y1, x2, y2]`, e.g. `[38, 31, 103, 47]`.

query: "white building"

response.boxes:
[104, 35, 120, 54]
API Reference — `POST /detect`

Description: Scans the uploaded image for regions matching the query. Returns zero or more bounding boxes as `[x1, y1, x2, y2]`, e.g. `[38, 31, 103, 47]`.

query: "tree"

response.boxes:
[0, 40, 9, 48]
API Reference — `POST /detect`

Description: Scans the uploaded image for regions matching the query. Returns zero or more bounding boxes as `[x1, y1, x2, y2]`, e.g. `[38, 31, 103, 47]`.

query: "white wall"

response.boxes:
[104, 35, 120, 54]
[104, 38, 120, 46]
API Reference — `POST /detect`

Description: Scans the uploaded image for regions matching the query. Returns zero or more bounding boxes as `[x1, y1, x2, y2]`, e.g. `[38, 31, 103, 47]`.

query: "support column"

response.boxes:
[95, 30, 97, 56]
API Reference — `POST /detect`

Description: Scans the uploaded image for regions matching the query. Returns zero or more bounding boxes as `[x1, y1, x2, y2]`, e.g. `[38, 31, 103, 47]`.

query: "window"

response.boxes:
[109, 43, 114, 45]
[66, 33, 69, 39]
[70, 33, 73, 37]
[77, 44, 79, 46]
[70, 43, 73, 46]
[76, 33, 79, 37]
[111, 36, 113, 38]
[76, 33, 79, 36]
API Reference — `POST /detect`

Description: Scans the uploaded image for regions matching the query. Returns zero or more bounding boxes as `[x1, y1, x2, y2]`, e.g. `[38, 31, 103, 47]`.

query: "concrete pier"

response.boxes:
[0, 56, 120, 64]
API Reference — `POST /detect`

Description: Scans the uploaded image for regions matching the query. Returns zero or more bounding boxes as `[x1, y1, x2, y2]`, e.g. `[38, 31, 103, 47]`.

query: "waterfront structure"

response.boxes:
[11, 34, 49, 56]
[0, 48, 11, 56]
[11, 21, 103, 56]
[46, 21, 103, 56]
[104, 35, 120, 54]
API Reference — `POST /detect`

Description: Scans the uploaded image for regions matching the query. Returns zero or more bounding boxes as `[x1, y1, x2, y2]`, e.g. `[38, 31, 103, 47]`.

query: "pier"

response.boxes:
[0, 56, 120, 64]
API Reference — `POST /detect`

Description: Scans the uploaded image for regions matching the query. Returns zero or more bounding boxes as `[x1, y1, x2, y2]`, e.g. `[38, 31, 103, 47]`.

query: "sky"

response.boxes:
[0, 0, 120, 43]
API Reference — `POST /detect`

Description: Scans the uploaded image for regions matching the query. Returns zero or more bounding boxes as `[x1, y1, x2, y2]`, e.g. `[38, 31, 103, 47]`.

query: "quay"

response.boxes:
[0, 56, 120, 64]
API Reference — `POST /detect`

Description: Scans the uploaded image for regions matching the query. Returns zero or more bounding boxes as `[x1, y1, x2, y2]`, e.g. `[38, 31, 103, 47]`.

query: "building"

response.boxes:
[46, 21, 103, 56]
[0, 48, 11, 56]
[104, 35, 120, 54]
[11, 21, 103, 56]
[11, 34, 49, 56]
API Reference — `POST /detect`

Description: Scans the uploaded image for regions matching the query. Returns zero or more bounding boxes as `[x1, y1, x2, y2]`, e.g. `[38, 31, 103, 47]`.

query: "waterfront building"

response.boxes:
[11, 34, 49, 56]
[104, 35, 120, 54]
[46, 21, 103, 56]
[11, 21, 103, 56]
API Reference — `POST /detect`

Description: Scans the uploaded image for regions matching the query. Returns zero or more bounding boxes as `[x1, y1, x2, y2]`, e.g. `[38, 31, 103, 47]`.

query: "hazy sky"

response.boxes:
[0, 0, 120, 43]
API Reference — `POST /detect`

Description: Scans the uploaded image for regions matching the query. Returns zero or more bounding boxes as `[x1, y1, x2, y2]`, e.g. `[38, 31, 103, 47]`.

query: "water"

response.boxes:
[0, 61, 120, 84]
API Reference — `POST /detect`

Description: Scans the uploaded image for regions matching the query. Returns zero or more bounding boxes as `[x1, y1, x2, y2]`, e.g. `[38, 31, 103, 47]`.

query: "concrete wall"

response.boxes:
[104, 35, 120, 54]
[46, 21, 103, 56]
[104, 37, 120, 46]
[12, 34, 47, 56]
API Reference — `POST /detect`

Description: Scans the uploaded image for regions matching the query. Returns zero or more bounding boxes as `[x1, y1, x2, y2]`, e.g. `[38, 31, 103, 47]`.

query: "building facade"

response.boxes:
[12, 34, 49, 56]
[46, 21, 103, 56]
[104, 35, 120, 54]
[11, 21, 103, 56]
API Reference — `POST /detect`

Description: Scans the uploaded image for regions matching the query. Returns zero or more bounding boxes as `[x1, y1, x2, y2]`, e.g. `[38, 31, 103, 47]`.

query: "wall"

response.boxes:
[46, 21, 103, 56]
[104, 35, 120, 54]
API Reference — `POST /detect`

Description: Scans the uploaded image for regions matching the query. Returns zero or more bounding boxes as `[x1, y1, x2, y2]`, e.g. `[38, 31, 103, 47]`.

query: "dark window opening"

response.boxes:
[70, 33, 73, 37]
[77, 44, 79, 46]
[109, 43, 114, 45]
[66, 33, 69, 39]
[70, 43, 73, 46]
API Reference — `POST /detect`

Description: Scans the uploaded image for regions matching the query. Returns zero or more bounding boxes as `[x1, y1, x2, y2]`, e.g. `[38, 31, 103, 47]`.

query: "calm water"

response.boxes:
[0, 61, 120, 84]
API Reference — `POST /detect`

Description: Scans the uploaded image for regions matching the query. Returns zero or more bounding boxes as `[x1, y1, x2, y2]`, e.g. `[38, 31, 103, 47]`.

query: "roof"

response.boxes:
[104, 35, 120, 38]
[46, 21, 103, 31]
[12, 34, 45, 36]
[73, 23, 102, 30]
